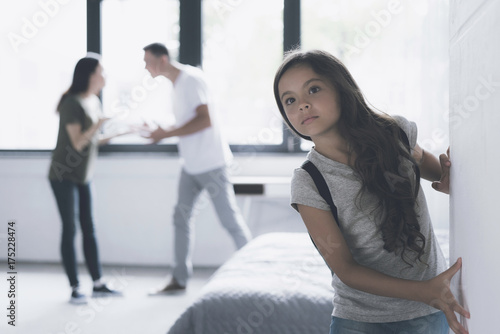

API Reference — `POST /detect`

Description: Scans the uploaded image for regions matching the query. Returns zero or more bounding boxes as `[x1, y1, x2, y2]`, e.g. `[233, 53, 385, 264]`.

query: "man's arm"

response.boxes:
[146, 104, 212, 143]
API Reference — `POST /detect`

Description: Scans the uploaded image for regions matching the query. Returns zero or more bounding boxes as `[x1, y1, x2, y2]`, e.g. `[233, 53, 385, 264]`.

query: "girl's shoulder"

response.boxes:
[291, 149, 352, 196]
[291, 165, 313, 187]
[391, 114, 418, 148]
[391, 114, 413, 129]
[290, 166, 331, 212]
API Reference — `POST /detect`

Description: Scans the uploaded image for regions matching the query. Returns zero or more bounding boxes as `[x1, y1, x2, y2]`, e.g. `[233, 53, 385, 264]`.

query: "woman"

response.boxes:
[49, 55, 126, 304]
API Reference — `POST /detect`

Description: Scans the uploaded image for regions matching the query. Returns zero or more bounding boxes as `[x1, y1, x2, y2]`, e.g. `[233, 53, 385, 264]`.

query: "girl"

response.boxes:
[273, 50, 469, 334]
[49, 55, 129, 304]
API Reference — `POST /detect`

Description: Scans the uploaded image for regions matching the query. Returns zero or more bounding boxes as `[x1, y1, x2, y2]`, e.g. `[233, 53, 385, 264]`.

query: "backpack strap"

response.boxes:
[301, 127, 410, 225]
[399, 127, 410, 148]
[300, 127, 412, 225]
[301, 160, 339, 225]
[300, 127, 415, 274]
[300, 160, 338, 275]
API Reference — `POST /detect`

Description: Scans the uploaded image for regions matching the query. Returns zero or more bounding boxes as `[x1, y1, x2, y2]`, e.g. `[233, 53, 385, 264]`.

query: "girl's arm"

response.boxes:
[412, 143, 442, 182]
[412, 144, 451, 194]
[297, 204, 469, 334]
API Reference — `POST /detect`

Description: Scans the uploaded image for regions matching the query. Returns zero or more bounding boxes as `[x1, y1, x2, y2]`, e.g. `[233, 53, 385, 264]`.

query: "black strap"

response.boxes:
[301, 160, 337, 275]
[301, 127, 410, 225]
[300, 127, 416, 275]
[300, 128, 413, 225]
[399, 127, 410, 148]
[301, 160, 339, 225]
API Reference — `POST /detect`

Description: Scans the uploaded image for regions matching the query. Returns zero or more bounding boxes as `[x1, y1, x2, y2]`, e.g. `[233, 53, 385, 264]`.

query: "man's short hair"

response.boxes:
[143, 43, 169, 57]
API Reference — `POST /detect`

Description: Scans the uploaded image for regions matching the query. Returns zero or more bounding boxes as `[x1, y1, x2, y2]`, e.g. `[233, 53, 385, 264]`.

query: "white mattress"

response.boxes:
[167, 228, 450, 334]
[167, 232, 334, 334]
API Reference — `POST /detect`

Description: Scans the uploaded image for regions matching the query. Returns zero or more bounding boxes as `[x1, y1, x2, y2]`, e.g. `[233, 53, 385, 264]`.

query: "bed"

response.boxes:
[166, 229, 450, 334]
[167, 232, 334, 334]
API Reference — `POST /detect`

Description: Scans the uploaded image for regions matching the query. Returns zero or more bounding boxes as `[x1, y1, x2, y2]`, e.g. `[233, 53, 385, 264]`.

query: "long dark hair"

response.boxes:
[57, 56, 100, 111]
[274, 50, 425, 265]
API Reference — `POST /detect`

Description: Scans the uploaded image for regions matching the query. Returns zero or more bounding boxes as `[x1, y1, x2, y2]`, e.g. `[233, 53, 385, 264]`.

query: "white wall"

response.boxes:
[449, 0, 500, 331]
[0, 149, 450, 269]
[0, 154, 307, 267]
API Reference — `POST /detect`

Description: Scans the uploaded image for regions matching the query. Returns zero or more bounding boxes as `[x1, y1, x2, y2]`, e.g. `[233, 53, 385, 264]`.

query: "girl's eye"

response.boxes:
[309, 86, 320, 94]
[285, 97, 295, 105]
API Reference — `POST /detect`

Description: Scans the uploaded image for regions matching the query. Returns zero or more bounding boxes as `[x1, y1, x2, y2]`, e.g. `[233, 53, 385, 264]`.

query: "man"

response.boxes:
[142, 43, 252, 293]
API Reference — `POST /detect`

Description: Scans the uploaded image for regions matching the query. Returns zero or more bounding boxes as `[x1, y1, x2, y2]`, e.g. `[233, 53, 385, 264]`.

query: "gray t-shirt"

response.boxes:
[291, 115, 447, 322]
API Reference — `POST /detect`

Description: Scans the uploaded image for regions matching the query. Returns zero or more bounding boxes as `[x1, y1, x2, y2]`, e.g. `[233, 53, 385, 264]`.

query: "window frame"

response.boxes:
[91, 0, 303, 154]
[0, 0, 301, 154]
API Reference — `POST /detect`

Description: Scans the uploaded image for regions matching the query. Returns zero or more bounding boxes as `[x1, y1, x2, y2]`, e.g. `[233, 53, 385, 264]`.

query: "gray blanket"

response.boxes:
[167, 232, 334, 334]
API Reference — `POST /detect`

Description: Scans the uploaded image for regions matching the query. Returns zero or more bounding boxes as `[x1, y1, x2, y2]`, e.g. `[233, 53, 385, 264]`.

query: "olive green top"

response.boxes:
[48, 94, 100, 184]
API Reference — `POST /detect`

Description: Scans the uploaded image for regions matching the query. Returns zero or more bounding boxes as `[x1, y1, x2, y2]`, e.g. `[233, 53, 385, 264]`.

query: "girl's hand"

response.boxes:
[432, 147, 451, 194]
[423, 258, 470, 334]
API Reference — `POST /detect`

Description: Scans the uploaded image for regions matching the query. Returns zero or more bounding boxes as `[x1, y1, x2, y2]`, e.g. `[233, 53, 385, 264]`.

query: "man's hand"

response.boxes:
[141, 124, 172, 144]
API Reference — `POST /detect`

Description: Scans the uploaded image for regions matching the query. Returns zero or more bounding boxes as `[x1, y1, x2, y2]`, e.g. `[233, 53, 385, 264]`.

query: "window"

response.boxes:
[202, 0, 284, 146]
[2, 0, 449, 155]
[302, 0, 450, 230]
[100, 0, 180, 146]
[301, 0, 449, 154]
[0, 0, 86, 150]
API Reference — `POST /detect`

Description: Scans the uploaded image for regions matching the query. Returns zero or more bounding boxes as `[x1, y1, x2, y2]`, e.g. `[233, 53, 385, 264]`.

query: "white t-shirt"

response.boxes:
[172, 64, 233, 174]
[79, 94, 102, 123]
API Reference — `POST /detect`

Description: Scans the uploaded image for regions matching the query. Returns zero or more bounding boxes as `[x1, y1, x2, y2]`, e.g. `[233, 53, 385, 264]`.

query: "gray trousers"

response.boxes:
[172, 166, 252, 286]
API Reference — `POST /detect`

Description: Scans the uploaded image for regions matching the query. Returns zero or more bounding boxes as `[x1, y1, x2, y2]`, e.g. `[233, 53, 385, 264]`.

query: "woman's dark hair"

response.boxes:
[143, 42, 169, 58]
[57, 55, 100, 111]
[274, 50, 425, 265]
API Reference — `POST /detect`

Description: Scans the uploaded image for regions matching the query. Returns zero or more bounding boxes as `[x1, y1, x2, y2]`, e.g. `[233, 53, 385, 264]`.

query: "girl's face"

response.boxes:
[278, 65, 341, 140]
[89, 63, 106, 94]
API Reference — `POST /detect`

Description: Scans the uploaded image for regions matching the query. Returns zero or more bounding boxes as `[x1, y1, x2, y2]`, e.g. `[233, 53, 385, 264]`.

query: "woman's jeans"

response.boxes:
[50, 179, 102, 287]
[330, 311, 449, 334]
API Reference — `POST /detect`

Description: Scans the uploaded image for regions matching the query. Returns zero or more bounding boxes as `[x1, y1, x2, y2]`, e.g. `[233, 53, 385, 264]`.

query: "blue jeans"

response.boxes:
[330, 312, 449, 334]
[50, 179, 102, 287]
